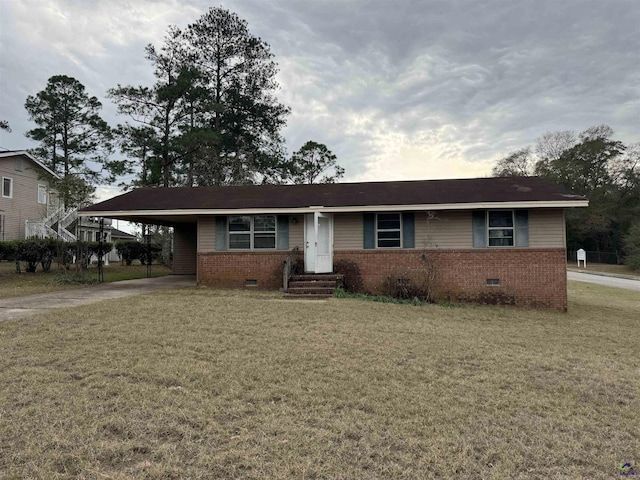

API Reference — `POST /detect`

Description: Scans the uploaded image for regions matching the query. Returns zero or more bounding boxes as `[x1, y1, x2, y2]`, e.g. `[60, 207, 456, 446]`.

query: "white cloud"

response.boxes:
[6, 0, 201, 62]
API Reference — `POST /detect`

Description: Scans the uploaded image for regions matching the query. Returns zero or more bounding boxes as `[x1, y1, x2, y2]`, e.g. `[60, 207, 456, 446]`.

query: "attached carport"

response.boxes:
[77, 210, 198, 276]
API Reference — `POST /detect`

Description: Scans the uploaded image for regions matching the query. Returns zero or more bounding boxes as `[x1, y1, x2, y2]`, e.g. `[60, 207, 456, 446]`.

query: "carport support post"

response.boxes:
[97, 218, 104, 282]
[144, 224, 151, 278]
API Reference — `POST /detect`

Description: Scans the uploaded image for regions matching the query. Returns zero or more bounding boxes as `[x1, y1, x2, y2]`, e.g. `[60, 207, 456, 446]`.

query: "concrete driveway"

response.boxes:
[0, 275, 196, 322]
[568, 271, 640, 292]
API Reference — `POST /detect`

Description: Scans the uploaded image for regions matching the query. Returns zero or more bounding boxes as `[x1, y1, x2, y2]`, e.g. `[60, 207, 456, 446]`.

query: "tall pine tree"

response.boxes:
[25, 75, 112, 206]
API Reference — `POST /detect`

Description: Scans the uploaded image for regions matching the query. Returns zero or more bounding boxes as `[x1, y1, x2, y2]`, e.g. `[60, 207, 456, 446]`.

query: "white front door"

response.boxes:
[304, 213, 333, 273]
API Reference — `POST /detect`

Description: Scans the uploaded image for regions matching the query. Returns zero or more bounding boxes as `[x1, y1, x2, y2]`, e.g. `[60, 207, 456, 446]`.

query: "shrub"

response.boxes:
[381, 253, 437, 303]
[333, 259, 363, 293]
[116, 241, 143, 265]
[14, 240, 44, 272]
[39, 238, 59, 272]
[623, 223, 640, 271]
[115, 241, 161, 265]
[0, 241, 17, 261]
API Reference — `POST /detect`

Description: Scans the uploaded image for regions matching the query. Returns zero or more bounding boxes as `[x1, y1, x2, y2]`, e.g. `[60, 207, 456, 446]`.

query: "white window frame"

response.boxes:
[2, 177, 13, 199]
[487, 210, 515, 247]
[38, 184, 47, 204]
[376, 212, 402, 248]
[228, 215, 277, 250]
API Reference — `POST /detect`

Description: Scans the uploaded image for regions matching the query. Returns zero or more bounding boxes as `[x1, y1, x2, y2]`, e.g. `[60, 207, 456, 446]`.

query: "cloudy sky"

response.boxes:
[1, 0, 639, 201]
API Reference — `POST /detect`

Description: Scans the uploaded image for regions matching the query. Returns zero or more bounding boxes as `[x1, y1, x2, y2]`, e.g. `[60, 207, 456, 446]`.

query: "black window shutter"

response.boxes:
[363, 213, 375, 249]
[515, 210, 529, 247]
[277, 215, 289, 250]
[402, 212, 415, 248]
[215, 216, 227, 251]
[472, 211, 486, 248]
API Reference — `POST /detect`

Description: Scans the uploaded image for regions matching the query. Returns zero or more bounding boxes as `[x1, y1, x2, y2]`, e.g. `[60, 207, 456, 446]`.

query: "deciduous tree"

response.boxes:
[492, 147, 534, 177]
[287, 141, 344, 184]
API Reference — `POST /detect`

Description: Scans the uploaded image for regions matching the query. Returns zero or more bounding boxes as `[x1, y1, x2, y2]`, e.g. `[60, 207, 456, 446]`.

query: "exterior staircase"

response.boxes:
[284, 273, 344, 299]
[25, 206, 77, 241]
[57, 208, 77, 242]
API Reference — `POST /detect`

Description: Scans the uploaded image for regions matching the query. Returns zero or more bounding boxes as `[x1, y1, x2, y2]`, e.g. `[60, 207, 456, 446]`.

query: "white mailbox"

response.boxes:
[577, 248, 586, 268]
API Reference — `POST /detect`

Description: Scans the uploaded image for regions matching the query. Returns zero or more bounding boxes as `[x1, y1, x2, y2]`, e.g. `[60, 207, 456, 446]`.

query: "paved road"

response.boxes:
[568, 271, 640, 292]
[0, 275, 196, 322]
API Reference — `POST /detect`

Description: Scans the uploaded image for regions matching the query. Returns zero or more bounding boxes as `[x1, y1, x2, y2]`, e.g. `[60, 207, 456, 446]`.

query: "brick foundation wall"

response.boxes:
[334, 249, 568, 310]
[197, 248, 567, 310]
[198, 251, 303, 289]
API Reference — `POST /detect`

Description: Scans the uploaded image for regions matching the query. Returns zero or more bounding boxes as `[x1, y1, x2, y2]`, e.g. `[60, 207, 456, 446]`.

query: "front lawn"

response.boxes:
[0, 261, 171, 299]
[0, 282, 638, 479]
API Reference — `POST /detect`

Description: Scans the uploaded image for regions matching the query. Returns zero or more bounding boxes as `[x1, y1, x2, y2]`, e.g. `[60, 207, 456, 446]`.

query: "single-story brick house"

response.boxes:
[80, 176, 588, 309]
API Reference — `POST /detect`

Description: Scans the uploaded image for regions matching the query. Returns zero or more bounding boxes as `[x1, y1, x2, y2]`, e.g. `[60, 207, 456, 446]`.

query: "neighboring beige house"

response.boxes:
[0, 151, 119, 261]
[0, 150, 60, 241]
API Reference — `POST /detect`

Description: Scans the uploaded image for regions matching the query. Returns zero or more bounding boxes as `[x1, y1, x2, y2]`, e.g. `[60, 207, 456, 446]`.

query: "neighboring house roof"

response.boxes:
[0, 150, 61, 179]
[110, 228, 137, 240]
[80, 177, 588, 223]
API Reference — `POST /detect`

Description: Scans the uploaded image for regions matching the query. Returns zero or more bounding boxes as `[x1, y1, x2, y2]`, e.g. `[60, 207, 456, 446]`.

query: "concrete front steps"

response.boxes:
[284, 274, 344, 299]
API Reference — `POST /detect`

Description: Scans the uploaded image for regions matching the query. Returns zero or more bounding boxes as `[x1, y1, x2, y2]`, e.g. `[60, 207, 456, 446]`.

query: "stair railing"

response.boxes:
[282, 246, 299, 292]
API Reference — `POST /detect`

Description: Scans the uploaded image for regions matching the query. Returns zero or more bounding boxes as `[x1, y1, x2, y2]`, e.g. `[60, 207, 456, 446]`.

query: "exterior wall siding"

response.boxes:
[333, 209, 566, 250]
[289, 215, 304, 249]
[333, 248, 568, 310]
[334, 213, 363, 250]
[173, 224, 197, 274]
[0, 156, 55, 241]
[414, 211, 473, 249]
[528, 208, 565, 248]
[198, 217, 216, 252]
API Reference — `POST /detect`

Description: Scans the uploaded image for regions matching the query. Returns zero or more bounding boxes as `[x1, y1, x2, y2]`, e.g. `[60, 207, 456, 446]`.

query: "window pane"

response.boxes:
[488, 211, 513, 228]
[2, 178, 10, 197]
[379, 238, 401, 248]
[378, 231, 400, 240]
[489, 229, 514, 246]
[377, 213, 400, 230]
[38, 185, 47, 204]
[229, 216, 251, 232]
[229, 233, 251, 249]
[254, 215, 276, 232]
[254, 233, 276, 249]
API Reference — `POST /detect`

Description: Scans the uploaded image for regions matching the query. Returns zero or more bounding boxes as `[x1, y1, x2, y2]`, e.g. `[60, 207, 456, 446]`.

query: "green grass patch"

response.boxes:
[47, 273, 98, 286]
[333, 286, 447, 306]
[0, 281, 638, 478]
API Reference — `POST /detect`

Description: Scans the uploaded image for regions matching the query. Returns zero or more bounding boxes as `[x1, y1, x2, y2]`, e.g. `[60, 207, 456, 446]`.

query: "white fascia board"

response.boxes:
[78, 199, 589, 218]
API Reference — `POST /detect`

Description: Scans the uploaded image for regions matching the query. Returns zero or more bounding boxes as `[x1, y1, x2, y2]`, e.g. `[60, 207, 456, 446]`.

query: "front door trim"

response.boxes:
[304, 212, 333, 273]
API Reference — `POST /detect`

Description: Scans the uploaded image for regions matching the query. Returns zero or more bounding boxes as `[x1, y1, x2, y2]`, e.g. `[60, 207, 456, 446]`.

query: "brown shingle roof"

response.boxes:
[82, 177, 586, 213]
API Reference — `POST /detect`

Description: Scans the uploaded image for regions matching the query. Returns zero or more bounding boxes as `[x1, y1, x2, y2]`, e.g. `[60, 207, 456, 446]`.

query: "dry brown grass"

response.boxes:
[0, 261, 170, 299]
[1, 282, 638, 479]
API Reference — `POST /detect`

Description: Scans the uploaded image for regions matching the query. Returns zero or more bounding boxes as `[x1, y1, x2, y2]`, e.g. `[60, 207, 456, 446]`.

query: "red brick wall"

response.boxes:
[334, 249, 567, 310]
[198, 251, 303, 289]
[197, 248, 567, 310]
